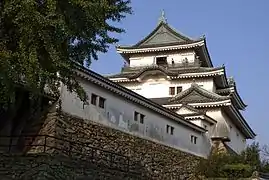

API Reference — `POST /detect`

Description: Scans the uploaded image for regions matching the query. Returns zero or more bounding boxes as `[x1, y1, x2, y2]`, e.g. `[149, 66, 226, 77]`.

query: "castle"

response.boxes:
[60, 11, 255, 158]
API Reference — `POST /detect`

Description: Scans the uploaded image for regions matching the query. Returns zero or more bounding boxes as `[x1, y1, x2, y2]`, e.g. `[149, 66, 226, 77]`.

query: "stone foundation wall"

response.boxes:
[0, 112, 203, 179]
[45, 112, 201, 179]
[0, 153, 141, 180]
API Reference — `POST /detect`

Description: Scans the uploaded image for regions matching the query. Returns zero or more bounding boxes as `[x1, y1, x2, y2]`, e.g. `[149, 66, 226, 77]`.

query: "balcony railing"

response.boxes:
[0, 135, 141, 175]
[121, 59, 201, 72]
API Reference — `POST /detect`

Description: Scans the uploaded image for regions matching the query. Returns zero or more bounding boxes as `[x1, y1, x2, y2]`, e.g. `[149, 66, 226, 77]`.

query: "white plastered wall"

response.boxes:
[60, 78, 211, 157]
[125, 77, 215, 99]
[129, 50, 196, 67]
[205, 108, 246, 153]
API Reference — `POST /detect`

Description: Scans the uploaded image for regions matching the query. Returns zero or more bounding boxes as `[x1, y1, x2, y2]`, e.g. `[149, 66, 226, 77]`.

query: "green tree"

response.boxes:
[0, 0, 132, 108]
[0, 0, 131, 140]
[195, 142, 269, 179]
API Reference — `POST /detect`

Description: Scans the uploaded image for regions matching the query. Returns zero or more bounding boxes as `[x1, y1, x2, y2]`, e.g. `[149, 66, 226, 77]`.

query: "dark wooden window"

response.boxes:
[176, 86, 182, 93]
[99, 97, 106, 108]
[140, 114, 145, 124]
[134, 111, 139, 121]
[156, 57, 167, 66]
[169, 87, 175, 95]
[91, 94, 97, 105]
[191, 135, 197, 144]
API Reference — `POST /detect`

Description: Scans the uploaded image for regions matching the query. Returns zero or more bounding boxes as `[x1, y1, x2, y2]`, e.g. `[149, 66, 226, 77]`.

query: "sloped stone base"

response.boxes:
[0, 112, 202, 179]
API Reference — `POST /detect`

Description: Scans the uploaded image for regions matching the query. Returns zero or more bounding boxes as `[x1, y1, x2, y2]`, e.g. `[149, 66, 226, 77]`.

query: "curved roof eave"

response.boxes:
[229, 105, 256, 139]
[201, 37, 214, 67]
[116, 21, 204, 50]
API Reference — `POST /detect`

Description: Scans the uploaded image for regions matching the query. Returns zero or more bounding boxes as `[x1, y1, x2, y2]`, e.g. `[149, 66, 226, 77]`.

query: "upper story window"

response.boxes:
[166, 125, 174, 135]
[91, 94, 97, 105]
[191, 135, 197, 144]
[169, 87, 175, 95]
[156, 57, 167, 66]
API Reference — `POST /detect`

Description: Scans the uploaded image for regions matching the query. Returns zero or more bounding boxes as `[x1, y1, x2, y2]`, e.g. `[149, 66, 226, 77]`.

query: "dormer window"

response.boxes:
[156, 57, 167, 66]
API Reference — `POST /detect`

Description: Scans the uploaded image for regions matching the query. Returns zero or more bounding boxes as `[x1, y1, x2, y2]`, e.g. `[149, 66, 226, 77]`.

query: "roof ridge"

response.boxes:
[118, 21, 202, 49]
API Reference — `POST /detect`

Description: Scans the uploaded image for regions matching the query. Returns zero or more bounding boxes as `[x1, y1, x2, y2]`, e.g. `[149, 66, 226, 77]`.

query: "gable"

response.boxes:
[176, 106, 199, 115]
[169, 83, 230, 104]
[134, 22, 194, 48]
[180, 91, 216, 103]
[140, 25, 187, 47]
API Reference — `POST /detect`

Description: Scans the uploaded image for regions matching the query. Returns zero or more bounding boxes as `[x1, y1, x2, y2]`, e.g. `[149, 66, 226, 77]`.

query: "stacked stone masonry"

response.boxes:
[0, 112, 202, 179]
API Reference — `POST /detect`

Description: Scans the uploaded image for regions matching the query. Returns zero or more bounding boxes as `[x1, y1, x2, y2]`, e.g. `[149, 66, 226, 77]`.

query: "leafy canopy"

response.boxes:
[0, 0, 132, 107]
[195, 142, 269, 178]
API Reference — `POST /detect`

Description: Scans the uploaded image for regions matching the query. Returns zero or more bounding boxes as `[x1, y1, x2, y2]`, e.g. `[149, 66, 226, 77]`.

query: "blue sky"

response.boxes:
[91, 0, 269, 145]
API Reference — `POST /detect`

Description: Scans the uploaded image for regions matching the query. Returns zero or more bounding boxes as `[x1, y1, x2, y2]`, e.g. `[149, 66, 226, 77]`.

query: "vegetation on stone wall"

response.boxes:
[195, 142, 269, 179]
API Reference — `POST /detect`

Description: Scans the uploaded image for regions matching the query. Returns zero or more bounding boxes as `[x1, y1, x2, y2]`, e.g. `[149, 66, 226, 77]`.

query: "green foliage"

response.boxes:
[0, 0, 132, 108]
[195, 142, 269, 178]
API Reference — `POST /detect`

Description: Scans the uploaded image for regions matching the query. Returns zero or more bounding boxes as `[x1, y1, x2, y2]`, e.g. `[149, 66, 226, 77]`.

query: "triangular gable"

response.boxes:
[176, 104, 202, 115]
[169, 83, 230, 104]
[135, 22, 195, 48]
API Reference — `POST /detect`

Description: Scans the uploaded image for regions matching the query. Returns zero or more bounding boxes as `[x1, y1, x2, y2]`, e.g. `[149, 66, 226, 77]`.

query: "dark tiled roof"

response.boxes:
[149, 85, 230, 106]
[149, 97, 170, 105]
[168, 83, 230, 104]
[108, 65, 223, 79]
[216, 83, 247, 110]
[117, 21, 203, 49]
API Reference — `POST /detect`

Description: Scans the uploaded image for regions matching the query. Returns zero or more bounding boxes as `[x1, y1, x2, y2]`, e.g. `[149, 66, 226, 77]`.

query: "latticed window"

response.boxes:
[169, 87, 175, 95]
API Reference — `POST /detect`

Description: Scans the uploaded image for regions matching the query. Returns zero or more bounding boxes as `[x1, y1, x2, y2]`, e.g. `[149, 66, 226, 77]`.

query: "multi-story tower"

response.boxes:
[108, 12, 255, 153]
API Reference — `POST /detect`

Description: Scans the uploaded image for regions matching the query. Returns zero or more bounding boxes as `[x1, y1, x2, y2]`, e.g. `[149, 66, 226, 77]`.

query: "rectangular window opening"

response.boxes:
[176, 86, 182, 93]
[166, 125, 174, 135]
[170, 126, 174, 135]
[156, 57, 168, 66]
[99, 97, 106, 109]
[169, 87, 175, 95]
[191, 135, 197, 144]
[166, 125, 169, 134]
[140, 114, 145, 124]
[91, 94, 97, 105]
[134, 111, 139, 121]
